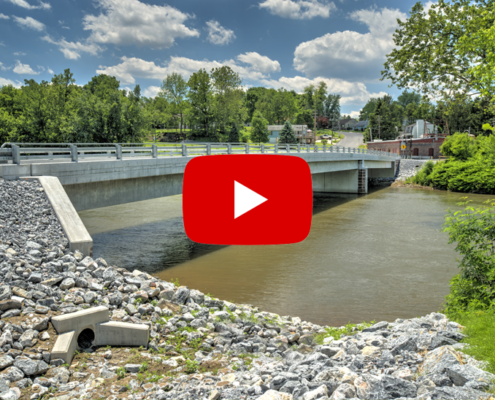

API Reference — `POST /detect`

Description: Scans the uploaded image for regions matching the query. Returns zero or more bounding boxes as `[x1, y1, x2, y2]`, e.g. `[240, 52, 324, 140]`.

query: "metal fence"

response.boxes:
[0, 142, 399, 165]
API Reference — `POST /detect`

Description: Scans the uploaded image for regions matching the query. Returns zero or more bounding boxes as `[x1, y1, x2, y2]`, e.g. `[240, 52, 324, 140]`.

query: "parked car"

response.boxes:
[320, 134, 331, 139]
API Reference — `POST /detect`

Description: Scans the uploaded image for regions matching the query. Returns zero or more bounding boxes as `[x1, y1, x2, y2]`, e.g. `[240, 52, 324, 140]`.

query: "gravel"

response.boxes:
[0, 179, 492, 400]
[370, 159, 431, 185]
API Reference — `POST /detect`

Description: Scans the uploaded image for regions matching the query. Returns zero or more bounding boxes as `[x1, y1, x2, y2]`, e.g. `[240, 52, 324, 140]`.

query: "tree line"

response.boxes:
[0, 67, 343, 144]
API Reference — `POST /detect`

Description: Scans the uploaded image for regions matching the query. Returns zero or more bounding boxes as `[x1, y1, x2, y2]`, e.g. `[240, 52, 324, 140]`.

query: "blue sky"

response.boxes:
[0, 0, 431, 117]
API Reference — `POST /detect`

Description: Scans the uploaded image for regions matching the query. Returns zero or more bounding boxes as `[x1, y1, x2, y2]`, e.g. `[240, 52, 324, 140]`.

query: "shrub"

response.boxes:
[443, 200, 495, 316]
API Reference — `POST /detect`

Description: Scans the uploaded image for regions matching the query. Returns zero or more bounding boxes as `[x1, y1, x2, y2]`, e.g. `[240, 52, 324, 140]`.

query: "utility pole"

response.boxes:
[377, 116, 381, 139]
[370, 127, 373, 142]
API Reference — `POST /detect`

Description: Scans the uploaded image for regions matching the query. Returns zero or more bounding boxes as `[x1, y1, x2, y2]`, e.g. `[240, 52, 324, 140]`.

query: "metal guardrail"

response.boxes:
[1, 143, 399, 165]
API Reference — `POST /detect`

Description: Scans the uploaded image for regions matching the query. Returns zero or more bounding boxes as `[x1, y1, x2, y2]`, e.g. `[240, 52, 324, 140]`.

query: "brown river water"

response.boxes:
[79, 187, 492, 327]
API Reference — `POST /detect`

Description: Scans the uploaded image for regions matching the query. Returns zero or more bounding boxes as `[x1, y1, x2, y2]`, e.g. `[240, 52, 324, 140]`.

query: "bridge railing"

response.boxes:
[0, 142, 399, 165]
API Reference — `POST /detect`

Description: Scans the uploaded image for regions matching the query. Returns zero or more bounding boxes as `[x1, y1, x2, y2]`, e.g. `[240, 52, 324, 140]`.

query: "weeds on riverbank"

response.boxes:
[315, 320, 375, 344]
[452, 310, 495, 374]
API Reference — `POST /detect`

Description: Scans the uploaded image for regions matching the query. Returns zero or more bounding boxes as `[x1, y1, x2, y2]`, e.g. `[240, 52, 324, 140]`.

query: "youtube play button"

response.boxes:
[183, 154, 313, 245]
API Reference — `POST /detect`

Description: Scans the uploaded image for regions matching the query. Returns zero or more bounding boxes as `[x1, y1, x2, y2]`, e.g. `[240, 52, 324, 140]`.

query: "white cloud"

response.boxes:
[13, 60, 39, 74]
[7, 0, 50, 9]
[47, 67, 53, 74]
[259, 0, 336, 19]
[206, 20, 235, 45]
[96, 52, 280, 85]
[237, 52, 280, 74]
[13, 52, 26, 56]
[293, 7, 406, 81]
[349, 111, 360, 118]
[42, 35, 103, 60]
[260, 75, 388, 105]
[0, 62, 10, 71]
[143, 85, 161, 98]
[83, 0, 199, 48]
[13, 16, 45, 31]
[0, 13, 10, 19]
[0, 77, 21, 87]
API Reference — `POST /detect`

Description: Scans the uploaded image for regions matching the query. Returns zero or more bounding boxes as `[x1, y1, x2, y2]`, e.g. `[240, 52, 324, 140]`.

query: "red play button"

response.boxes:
[183, 154, 313, 245]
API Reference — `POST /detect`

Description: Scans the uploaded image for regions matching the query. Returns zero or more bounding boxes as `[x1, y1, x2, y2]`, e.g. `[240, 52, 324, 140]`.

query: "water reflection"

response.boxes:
[80, 187, 492, 326]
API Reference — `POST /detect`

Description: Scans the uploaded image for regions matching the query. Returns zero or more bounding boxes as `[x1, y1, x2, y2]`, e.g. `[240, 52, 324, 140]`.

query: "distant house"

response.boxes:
[353, 120, 369, 131]
[338, 118, 358, 130]
[267, 125, 314, 144]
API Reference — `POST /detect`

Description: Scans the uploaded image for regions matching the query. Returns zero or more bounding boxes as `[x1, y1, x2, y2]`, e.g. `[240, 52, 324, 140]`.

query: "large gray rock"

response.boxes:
[173, 287, 190, 304]
[418, 386, 493, 399]
[381, 375, 417, 398]
[421, 346, 461, 376]
[109, 291, 122, 306]
[389, 334, 418, 355]
[0, 355, 13, 371]
[0, 299, 21, 312]
[0, 366, 24, 382]
[14, 357, 38, 376]
[445, 363, 495, 387]
[59, 278, 75, 290]
[303, 384, 328, 400]
[329, 383, 356, 400]
[19, 330, 38, 348]
[0, 332, 13, 347]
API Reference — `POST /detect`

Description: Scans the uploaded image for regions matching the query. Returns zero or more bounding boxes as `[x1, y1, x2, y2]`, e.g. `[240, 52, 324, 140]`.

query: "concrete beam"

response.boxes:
[52, 306, 109, 334]
[37, 176, 93, 257]
[312, 169, 360, 194]
[95, 321, 149, 347]
[64, 173, 183, 212]
[51, 331, 78, 364]
[368, 161, 396, 178]
[0, 164, 31, 180]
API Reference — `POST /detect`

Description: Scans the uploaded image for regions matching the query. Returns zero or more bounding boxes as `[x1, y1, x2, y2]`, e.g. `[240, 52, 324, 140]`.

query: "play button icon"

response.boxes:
[183, 154, 313, 245]
[234, 181, 267, 219]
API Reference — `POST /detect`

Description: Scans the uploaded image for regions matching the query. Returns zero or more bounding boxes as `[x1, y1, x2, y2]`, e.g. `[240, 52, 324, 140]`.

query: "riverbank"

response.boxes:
[1, 180, 495, 400]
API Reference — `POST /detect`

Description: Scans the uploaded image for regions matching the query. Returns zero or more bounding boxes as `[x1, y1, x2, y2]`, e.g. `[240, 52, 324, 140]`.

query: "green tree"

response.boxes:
[293, 109, 314, 129]
[382, 0, 495, 100]
[396, 90, 421, 108]
[278, 120, 297, 144]
[441, 132, 477, 160]
[187, 69, 213, 140]
[324, 94, 341, 127]
[160, 73, 188, 139]
[228, 123, 240, 142]
[211, 66, 246, 139]
[251, 111, 269, 143]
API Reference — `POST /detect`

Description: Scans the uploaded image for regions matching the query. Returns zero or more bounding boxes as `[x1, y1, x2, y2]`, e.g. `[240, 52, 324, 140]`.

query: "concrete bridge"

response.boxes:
[0, 143, 399, 211]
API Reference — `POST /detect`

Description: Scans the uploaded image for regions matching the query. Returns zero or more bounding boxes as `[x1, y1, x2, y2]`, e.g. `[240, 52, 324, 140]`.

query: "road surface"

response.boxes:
[335, 131, 364, 148]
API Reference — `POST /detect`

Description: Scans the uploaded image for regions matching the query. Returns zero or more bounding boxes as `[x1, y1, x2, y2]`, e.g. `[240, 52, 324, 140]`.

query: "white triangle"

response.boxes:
[235, 181, 268, 219]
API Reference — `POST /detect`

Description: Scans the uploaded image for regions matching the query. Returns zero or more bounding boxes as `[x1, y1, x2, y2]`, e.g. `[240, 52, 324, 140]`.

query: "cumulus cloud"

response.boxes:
[206, 20, 235, 45]
[0, 77, 21, 87]
[7, 0, 50, 9]
[349, 111, 360, 118]
[83, 0, 199, 48]
[47, 67, 53, 74]
[260, 75, 388, 105]
[0, 13, 10, 19]
[259, 0, 336, 19]
[13, 16, 45, 31]
[42, 35, 103, 60]
[143, 85, 161, 98]
[96, 52, 281, 85]
[0, 62, 10, 71]
[13, 60, 39, 74]
[293, 7, 406, 81]
[237, 52, 280, 74]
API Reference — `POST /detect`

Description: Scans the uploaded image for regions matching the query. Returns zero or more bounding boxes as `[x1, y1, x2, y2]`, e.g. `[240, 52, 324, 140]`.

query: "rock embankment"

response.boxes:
[370, 160, 430, 185]
[0, 179, 493, 400]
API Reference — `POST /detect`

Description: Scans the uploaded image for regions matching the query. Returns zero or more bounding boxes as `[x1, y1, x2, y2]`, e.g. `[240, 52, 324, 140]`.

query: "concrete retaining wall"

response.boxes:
[37, 176, 93, 257]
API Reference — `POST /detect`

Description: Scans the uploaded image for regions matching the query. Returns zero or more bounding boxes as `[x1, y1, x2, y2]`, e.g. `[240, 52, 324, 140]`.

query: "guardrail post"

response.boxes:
[152, 144, 157, 159]
[261, 144, 265, 154]
[207, 144, 211, 155]
[323, 144, 326, 153]
[115, 144, 122, 160]
[286, 144, 290, 153]
[330, 146, 333, 153]
[314, 145, 318, 153]
[182, 144, 188, 157]
[245, 143, 249, 154]
[306, 145, 310, 153]
[274, 144, 278, 154]
[297, 144, 301, 153]
[11, 144, 20, 165]
[227, 144, 232, 154]
[70, 144, 78, 162]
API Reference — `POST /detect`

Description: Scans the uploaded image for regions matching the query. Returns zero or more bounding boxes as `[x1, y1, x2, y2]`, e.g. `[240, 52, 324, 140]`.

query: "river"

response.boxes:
[79, 187, 492, 327]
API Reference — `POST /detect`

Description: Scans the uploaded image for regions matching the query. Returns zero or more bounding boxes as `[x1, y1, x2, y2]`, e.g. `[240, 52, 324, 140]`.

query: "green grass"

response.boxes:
[315, 320, 376, 344]
[452, 310, 495, 374]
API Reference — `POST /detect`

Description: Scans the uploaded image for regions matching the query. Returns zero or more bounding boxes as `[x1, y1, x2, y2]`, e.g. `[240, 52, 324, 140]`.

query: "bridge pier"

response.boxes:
[312, 169, 361, 194]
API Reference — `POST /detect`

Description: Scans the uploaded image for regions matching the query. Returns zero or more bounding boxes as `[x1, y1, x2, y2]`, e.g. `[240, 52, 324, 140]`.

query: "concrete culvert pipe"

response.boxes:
[78, 328, 95, 349]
